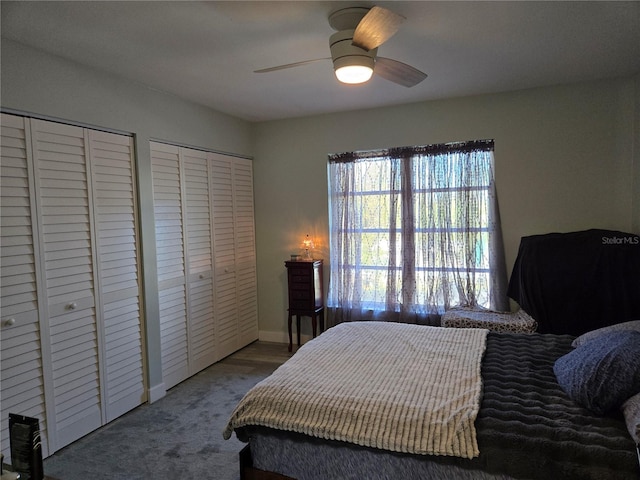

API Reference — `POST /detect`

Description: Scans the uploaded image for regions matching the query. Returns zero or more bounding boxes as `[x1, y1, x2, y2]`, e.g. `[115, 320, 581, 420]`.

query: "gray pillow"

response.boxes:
[571, 320, 640, 347]
[621, 391, 640, 445]
[554, 330, 640, 414]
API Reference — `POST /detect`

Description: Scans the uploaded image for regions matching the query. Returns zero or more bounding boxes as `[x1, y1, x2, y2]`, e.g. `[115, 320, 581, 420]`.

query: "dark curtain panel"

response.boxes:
[507, 229, 640, 335]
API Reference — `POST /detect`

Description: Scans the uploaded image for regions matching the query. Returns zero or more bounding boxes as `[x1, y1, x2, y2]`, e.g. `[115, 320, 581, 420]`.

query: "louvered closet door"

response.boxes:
[150, 142, 189, 389]
[1, 115, 144, 457]
[210, 156, 238, 359]
[231, 159, 259, 346]
[88, 130, 145, 421]
[182, 148, 216, 373]
[0, 114, 50, 458]
[210, 154, 258, 359]
[30, 119, 102, 450]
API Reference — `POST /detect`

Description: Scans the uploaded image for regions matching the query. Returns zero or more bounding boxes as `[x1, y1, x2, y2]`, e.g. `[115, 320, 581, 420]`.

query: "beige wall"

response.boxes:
[253, 78, 638, 342]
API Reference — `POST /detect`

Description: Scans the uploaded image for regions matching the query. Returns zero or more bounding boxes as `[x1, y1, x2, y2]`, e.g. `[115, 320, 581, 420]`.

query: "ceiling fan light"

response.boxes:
[335, 64, 374, 84]
[330, 29, 376, 85]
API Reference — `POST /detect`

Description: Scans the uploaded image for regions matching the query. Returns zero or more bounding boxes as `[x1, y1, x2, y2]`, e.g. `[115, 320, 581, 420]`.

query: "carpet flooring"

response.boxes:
[43, 341, 292, 480]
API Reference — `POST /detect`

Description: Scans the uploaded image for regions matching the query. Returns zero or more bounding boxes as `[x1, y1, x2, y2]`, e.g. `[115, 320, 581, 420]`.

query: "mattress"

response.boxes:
[236, 332, 639, 480]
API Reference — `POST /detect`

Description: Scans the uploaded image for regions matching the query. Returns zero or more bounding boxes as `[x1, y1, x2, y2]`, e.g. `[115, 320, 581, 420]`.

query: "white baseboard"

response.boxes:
[148, 382, 166, 403]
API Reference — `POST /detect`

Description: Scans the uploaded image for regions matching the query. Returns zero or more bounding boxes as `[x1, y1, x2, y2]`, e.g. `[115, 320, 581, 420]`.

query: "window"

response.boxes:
[327, 140, 507, 325]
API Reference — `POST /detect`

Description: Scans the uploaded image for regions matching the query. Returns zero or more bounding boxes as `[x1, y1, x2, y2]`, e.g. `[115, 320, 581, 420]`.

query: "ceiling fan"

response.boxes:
[255, 5, 427, 87]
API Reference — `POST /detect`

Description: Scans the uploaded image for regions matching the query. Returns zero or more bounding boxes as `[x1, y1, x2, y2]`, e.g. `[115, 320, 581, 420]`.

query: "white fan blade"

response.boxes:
[375, 57, 427, 87]
[352, 6, 405, 51]
[255, 58, 330, 73]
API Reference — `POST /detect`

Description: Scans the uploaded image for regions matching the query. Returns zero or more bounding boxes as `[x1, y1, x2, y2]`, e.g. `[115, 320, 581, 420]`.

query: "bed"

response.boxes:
[223, 321, 640, 480]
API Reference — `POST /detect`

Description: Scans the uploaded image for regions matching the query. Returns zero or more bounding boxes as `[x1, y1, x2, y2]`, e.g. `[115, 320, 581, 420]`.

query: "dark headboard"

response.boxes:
[507, 229, 640, 335]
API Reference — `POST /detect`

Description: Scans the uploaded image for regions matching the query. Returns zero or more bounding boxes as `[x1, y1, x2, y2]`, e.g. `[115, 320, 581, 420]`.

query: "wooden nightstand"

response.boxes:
[285, 260, 324, 352]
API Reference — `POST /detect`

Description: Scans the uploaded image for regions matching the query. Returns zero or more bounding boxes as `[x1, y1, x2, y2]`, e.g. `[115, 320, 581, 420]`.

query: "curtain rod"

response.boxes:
[329, 139, 494, 163]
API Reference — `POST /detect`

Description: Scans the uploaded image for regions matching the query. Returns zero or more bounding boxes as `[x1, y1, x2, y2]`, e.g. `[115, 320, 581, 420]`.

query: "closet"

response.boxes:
[210, 153, 259, 358]
[0, 113, 145, 458]
[150, 142, 258, 390]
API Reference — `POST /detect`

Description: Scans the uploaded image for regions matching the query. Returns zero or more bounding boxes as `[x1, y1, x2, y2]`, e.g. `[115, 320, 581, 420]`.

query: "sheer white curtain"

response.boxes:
[327, 140, 508, 326]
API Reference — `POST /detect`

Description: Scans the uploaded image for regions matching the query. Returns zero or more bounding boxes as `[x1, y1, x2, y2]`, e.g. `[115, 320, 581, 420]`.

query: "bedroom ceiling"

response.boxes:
[2, 1, 639, 122]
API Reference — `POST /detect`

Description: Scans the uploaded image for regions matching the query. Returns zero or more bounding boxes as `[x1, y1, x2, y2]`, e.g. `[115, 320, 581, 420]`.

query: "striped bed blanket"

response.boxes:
[223, 322, 488, 459]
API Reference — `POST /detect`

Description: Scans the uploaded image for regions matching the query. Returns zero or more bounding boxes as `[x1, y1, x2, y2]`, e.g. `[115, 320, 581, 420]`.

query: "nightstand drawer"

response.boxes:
[290, 274, 311, 284]
[289, 268, 311, 277]
[290, 289, 311, 300]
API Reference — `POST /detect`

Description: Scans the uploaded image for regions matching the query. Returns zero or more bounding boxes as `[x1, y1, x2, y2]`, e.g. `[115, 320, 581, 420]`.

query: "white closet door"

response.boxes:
[88, 130, 145, 421]
[232, 158, 259, 345]
[150, 142, 188, 389]
[182, 148, 216, 373]
[210, 155, 238, 359]
[30, 119, 102, 450]
[0, 114, 50, 458]
[210, 154, 258, 359]
[2, 115, 144, 457]
[150, 144, 256, 378]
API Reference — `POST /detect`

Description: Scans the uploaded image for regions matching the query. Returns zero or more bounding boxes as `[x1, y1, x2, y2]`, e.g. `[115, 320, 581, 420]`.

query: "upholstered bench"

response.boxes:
[441, 306, 538, 333]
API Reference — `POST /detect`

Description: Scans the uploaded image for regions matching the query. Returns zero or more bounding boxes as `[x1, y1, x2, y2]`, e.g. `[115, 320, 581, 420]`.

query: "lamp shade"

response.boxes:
[330, 30, 377, 85]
